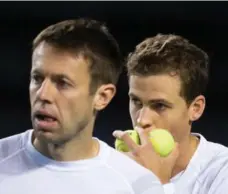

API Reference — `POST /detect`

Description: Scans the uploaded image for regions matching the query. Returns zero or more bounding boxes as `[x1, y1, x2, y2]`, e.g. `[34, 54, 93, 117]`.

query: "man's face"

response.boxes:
[128, 74, 205, 143]
[30, 42, 103, 144]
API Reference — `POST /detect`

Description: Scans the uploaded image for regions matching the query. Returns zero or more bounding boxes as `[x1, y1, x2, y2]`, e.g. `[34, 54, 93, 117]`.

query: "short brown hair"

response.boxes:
[33, 18, 123, 94]
[126, 34, 209, 104]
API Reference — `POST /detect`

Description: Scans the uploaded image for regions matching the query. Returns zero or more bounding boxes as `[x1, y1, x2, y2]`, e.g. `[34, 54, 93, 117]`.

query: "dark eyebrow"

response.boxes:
[30, 68, 42, 75]
[129, 92, 173, 106]
[128, 93, 138, 98]
[149, 99, 173, 106]
[53, 74, 71, 81]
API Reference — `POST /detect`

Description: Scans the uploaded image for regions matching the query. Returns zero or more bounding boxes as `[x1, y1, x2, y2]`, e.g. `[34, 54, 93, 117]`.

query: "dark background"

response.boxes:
[0, 2, 228, 147]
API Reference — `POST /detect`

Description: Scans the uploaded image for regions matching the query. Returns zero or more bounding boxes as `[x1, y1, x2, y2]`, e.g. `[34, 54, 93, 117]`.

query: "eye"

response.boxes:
[151, 103, 167, 112]
[57, 79, 70, 89]
[131, 97, 142, 107]
[31, 74, 43, 85]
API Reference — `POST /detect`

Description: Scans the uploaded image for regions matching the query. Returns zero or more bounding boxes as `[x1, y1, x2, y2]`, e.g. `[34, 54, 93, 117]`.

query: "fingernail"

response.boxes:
[112, 131, 117, 137]
[112, 130, 121, 137]
[134, 126, 143, 132]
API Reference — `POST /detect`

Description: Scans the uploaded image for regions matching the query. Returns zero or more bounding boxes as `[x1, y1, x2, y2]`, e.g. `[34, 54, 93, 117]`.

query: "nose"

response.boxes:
[36, 79, 55, 103]
[136, 107, 156, 130]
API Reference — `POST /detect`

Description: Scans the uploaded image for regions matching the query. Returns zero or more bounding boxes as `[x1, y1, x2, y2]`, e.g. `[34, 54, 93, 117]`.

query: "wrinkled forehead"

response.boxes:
[32, 42, 89, 61]
[31, 42, 91, 83]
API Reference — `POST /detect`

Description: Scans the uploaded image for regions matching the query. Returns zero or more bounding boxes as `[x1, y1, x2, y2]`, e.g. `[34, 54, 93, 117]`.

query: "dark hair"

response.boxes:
[126, 34, 209, 104]
[33, 18, 123, 94]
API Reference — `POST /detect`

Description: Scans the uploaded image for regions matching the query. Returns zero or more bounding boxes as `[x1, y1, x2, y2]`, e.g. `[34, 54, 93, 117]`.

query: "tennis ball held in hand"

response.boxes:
[149, 129, 175, 157]
[114, 130, 140, 152]
[115, 128, 175, 157]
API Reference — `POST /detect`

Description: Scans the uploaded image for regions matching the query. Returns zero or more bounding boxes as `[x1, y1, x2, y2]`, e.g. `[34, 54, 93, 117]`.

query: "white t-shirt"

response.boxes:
[0, 130, 164, 194]
[163, 133, 228, 194]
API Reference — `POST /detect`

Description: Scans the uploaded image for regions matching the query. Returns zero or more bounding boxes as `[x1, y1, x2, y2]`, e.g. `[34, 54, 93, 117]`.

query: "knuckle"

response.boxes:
[132, 146, 141, 156]
[119, 131, 129, 140]
[142, 143, 152, 150]
[138, 130, 145, 137]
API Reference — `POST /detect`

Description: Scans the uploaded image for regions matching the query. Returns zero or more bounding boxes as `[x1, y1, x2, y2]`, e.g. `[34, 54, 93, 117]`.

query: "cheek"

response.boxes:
[64, 95, 93, 120]
[64, 98, 81, 118]
[164, 108, 190, 141]
[129, 103, 137, 126]
[29, 87, 36, 105]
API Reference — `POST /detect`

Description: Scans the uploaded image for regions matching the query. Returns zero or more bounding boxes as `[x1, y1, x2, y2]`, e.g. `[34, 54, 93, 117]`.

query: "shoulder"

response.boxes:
[196, 135, 228, 188]
[194, 133, 228, 167]
[205, 144, 228, 193]
[0, 130, 31, 162]
[205, 140, 228, 169]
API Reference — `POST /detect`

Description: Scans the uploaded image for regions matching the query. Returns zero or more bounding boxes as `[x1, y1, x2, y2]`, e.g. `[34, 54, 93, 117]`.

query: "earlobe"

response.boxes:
[94, 84, 116, 111]
[189, 95, 206, 122]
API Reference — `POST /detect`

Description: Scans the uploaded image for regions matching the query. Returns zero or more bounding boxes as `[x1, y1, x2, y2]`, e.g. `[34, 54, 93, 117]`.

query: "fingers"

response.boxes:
[134, 126, 150, 145]
[113, 130, 138, 152]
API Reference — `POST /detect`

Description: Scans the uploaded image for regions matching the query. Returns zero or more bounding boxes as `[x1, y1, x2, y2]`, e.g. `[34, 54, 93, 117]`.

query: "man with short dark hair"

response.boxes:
[114, 34, 228, 193]
[0, 19, 164, 194]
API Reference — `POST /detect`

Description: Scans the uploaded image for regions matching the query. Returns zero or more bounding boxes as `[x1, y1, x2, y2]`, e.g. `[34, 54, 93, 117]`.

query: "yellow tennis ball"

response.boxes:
[149, 129, 175, 157]
[115, 130, 140, 152]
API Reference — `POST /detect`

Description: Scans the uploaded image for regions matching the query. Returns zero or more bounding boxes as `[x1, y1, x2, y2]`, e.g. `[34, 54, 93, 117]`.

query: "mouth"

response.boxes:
[35, 113, 57, 122]
[33, 111, 58, 130]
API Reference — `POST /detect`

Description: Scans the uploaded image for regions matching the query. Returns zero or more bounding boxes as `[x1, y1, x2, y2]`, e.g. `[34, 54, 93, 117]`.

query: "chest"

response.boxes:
[0, 169, 132, 194]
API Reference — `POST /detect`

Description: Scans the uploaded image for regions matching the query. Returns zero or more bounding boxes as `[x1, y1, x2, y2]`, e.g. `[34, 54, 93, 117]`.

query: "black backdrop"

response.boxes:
[0, 2, 228, 147]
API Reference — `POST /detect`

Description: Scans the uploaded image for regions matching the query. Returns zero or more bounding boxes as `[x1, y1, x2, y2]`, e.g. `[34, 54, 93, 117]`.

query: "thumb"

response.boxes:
[112, 130, 124, 139]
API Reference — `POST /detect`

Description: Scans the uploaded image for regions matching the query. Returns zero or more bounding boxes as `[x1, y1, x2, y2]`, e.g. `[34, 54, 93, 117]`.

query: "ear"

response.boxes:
[188, 95, 206, 122]
[93, 84, 116, 111]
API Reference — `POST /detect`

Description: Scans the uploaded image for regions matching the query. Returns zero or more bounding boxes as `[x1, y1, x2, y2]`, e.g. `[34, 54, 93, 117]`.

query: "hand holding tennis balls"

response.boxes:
[113, 128, 179, 184]
[114, 130, 140, 152]
[114, 128, 175, 157]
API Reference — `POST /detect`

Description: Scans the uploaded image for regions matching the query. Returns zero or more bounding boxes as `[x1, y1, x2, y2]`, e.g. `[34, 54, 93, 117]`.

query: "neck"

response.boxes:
[171, 134, 199, 177]
[32, 126, 99, 162]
